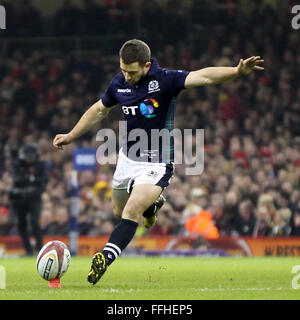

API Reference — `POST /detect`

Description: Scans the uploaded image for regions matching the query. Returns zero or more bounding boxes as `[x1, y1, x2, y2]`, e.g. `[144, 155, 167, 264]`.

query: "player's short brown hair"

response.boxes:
[119, 39, 151, 66]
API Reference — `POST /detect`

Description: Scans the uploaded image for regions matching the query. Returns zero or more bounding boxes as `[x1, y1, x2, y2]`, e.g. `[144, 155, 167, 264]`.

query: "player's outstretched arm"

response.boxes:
[184, 56, 264, 88]
[53, 99, 111, 150]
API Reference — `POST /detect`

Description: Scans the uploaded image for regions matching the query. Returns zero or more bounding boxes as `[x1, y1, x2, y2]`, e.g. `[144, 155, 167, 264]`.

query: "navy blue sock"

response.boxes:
[102, 218, 138, 265]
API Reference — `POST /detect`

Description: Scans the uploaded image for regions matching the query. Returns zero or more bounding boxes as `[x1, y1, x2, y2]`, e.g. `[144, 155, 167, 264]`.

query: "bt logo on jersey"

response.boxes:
[121, 99, 160, 118]
[122, 105, 138, 115]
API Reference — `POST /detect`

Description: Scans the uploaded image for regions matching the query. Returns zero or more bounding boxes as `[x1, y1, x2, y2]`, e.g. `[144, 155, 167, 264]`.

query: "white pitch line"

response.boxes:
[99, 287, 292, 293]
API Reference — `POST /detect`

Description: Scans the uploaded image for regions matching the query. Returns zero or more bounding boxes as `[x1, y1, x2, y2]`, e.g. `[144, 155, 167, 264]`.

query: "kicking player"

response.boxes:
[53, 39, 263, 285]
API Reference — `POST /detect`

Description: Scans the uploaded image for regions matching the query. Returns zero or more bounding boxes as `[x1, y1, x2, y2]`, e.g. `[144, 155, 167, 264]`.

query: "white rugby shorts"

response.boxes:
[112, 150, 174, 193]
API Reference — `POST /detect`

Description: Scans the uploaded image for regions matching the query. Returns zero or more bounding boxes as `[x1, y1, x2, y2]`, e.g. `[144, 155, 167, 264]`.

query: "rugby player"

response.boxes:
[53, 39, 263, 285]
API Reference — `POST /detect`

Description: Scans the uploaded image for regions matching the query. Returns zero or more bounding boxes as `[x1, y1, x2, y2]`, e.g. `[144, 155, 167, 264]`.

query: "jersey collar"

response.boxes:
[136, 58, 159, 86]
[146, 58, 159, 77]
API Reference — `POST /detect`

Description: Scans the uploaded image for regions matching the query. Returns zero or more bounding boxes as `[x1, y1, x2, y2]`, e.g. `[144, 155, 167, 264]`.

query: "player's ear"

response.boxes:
[144, 61, 151, 70]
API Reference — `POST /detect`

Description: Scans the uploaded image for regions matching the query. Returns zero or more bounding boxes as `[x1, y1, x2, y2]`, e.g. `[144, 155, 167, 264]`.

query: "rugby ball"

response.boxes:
[36, 240, 71, 281]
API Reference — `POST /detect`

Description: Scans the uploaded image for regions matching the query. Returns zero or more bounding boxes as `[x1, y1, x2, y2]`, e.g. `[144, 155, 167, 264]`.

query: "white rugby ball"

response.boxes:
[36, 240, 71, 281]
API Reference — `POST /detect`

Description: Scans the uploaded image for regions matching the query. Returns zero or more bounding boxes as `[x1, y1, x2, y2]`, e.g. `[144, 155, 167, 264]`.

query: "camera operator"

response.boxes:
[9, 143, 48, 256]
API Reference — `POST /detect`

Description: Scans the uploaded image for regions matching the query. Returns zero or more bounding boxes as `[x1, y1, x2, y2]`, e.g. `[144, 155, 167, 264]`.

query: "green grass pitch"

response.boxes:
[0, 256, 300, 300]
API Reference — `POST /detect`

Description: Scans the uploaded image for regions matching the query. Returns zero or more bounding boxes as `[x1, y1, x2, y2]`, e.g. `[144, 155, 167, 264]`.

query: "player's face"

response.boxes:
[120, 59, 151, 86]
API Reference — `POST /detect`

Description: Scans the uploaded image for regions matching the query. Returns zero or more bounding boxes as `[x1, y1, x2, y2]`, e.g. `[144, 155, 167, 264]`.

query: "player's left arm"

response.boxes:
[184, 56, 264, 88]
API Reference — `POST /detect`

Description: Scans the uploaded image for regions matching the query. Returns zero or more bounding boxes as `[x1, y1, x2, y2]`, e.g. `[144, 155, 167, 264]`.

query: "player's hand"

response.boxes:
[237, 56, 264, 76]
[53, 133, 72, 150]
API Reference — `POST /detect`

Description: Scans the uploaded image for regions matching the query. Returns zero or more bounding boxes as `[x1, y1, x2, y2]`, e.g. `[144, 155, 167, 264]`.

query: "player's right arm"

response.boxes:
[53, 99, 111, 150]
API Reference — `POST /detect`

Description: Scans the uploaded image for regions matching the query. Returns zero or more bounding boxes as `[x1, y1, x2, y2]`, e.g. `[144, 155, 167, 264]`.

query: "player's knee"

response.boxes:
[122, 199, 148, 221]
[114, 211, 122, 219]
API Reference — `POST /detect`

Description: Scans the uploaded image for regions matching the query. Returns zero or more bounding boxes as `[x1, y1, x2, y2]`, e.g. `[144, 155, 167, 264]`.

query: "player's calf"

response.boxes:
[112, 188, 129, 219]
[87, 185, 162, 285]
[112, 203, 123, 219]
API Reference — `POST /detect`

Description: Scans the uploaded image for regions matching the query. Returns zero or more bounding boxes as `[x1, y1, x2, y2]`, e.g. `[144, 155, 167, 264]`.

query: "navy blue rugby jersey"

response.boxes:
[101, 58, 189, 163]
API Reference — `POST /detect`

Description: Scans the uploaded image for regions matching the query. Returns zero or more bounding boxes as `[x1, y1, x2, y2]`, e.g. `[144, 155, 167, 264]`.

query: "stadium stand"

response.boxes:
[0, 0, 299, 240]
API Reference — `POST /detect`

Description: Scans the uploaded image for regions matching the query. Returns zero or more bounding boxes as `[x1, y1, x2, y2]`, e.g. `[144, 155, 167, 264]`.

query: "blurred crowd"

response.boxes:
[0, 0, 300, 240]
[1, 0, 189, 39]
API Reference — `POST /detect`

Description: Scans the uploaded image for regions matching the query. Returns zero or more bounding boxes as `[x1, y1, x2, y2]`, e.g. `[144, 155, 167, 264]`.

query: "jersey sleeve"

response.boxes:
[164, 69, 190, 96]
[101, 79, 118, 108]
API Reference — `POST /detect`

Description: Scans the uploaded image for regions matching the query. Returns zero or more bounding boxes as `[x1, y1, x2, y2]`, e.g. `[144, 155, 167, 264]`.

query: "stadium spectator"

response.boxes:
[99, 219, 114, 236]
[271, 208, 292, 237]
[0, 206, 10, 236]
[40, 207, 55, 236]
[231, 200, 256, 236]
[188, 188, 209, 212]
[47, 206, 70, 236]
[291, 203, 300, 236]
[257, 194, 277, 221]
[88, 212, 105, 236]
[253, 206, 273, 237]
[185, 209, 220, 239]
[216, 191, 239, 236]
[78, 212, 92, 235]
[291, 213, 300, 236]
